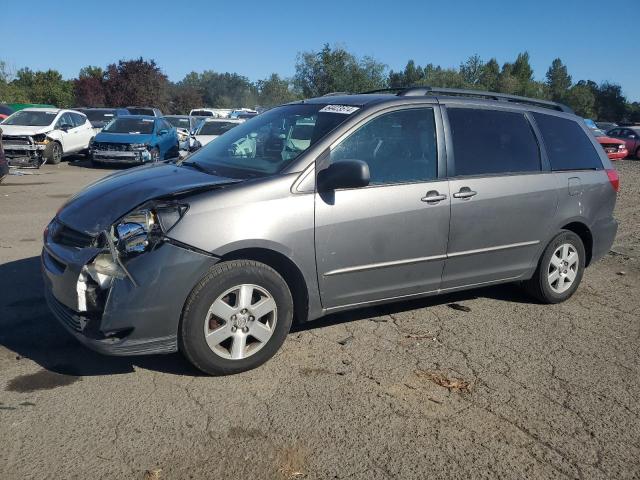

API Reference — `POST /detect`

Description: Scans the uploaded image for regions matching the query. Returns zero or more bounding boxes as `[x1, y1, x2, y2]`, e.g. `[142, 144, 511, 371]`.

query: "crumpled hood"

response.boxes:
[94, 132, 154, 144]
[58, 163, 239, 235]
[0, 124, 51, 136]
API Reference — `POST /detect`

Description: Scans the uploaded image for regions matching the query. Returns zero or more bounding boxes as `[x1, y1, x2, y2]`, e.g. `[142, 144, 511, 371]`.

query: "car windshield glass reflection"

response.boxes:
[3, 110, 57, 126]
[185, 104, 356, 179]
[103, 118, 155, 134]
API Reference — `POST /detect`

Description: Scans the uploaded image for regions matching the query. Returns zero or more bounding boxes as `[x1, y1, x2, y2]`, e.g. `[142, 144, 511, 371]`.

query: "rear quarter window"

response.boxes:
[532, 112, 603, 171]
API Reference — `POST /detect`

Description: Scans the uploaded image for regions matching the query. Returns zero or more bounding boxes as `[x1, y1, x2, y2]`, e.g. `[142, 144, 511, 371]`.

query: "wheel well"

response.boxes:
[561, 222, 593, 266]
[220, 248, 309, 323]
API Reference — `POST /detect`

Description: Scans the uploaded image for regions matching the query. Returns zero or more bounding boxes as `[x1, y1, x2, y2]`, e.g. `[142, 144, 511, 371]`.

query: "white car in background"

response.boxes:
[194, 118, 245, 146]
[1, 108, 94, 167]
[189, 108, 233, 118]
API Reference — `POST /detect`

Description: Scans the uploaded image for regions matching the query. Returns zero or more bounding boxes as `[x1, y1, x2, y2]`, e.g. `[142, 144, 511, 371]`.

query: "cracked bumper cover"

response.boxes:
[42, 239, 219, 356]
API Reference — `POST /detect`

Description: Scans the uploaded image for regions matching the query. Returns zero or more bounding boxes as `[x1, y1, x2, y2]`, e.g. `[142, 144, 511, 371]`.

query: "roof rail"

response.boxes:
[398, 86, 574, 113]
[321, 91, 352, 97]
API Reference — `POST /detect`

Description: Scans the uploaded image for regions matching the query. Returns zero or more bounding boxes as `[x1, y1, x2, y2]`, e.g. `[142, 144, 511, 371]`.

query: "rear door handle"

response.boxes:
[421, 190, 447, 204]
[453, 187, 477, 199]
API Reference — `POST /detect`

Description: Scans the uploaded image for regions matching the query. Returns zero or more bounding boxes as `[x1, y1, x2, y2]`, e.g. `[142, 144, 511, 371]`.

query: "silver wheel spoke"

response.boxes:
[230, 334, 247, 359]
[548, 243, 580, 294]
[204, 283, 278, 361]
[251, 297, 277, 320]
[238, 285, 254, 309]
[205, 325, 232, 349]
[209, 298, 236, 321]
[249, 321, 272, 343]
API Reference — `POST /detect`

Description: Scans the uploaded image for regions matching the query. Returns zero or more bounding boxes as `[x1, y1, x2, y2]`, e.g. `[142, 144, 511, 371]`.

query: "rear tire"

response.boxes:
[523, 230, 585, 303]
[635, 147, 640, 160]
[180, 260, 293, 375]
[44, 141, 62, 165]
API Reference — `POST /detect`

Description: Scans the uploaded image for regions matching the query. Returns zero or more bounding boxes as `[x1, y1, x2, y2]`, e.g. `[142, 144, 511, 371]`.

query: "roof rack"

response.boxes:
[321, 92, 352, 97]
[360, 86, 574, 114]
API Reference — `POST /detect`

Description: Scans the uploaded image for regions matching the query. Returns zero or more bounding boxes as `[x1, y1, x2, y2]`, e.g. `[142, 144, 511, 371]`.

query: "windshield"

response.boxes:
[83, 109, 118, 126]
[127, 108, 155, 116]
[3, 110, 57, 126]
[191, 110, 214, 117]
[198, 121, 241, 136]
[165, 117, 191, 129]
[184, 103, 358, 179]
[103, 118, 155, 134]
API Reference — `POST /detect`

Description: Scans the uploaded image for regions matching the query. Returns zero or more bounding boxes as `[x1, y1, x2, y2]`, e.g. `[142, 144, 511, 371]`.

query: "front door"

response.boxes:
[441, 107, 558, 289]
[315, 107, 450, 309]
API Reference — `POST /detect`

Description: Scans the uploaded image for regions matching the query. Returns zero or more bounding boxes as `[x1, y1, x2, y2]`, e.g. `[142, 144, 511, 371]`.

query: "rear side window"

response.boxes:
[448, 108, 540, 176]
[532, 113, 603, 171]
[71, 113, 86, 127]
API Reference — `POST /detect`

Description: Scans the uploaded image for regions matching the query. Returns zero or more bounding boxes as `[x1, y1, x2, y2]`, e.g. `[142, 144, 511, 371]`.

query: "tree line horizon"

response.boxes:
[1, 44, 637, 122]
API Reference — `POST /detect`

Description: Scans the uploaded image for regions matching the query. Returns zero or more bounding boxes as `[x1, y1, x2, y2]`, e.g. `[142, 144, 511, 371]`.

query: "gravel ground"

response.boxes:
[0, 158, 638, 479]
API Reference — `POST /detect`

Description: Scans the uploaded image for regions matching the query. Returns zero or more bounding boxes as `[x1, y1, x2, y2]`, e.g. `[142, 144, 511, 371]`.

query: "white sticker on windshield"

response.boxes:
[141, 119, 154, 122]
[319, 105, 360, 115]
[104, 114, 114, 117]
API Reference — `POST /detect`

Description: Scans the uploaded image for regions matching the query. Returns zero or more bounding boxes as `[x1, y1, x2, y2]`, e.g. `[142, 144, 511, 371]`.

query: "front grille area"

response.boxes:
[601, 143, 623, 153]
[92, 142, 131, 152]
[3, 135, 32, 146]
[50, 220, 95, 248]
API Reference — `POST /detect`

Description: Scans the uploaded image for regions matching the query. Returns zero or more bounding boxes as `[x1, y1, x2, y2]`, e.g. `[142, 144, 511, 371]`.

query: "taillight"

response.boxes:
[606, 169, 619, 192]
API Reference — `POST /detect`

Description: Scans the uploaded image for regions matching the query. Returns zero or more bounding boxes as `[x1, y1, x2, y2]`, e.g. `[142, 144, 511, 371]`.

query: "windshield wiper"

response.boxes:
[180, 161, 219, 176]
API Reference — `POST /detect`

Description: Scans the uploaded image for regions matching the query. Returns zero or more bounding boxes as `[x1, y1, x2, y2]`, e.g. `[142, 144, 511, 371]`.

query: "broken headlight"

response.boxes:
[32, 134, 50, 145]
[114, 203, 188, 255]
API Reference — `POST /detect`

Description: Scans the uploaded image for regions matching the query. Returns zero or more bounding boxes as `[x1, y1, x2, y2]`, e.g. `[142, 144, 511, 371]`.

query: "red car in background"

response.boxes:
[606, 126, 640, 159]
[590, 128, 627, 160]
[0, 104, 14, 122]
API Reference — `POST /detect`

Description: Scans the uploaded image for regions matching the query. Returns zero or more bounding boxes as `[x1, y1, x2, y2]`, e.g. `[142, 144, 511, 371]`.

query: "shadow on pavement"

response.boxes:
[0, 255, 537, 378]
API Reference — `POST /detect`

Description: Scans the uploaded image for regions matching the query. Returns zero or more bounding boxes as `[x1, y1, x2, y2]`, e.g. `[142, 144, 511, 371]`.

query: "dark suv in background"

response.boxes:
[43, 87, 619, 375]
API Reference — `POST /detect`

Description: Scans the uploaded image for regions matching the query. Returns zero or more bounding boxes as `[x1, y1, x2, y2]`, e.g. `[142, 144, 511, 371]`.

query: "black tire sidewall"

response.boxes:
[180, 261, 293, 375]
[536, 231, 585, 303]
[45, 142, 62, 164]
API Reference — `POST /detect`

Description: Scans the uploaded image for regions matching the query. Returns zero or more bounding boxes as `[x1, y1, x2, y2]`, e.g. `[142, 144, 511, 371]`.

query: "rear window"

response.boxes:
[191, 110, 214, 117]
[127, 108, 155, 116]
[448, 108, 541, 176]
[532, 113, 603, 171]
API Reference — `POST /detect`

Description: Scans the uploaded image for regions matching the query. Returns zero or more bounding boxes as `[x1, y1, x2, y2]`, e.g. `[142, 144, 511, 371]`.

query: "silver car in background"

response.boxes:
[42, 88, 619, 375]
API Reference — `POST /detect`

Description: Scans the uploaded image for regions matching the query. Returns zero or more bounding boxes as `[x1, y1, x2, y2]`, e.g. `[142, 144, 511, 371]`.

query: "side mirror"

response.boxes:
[317, 159, 370, 191]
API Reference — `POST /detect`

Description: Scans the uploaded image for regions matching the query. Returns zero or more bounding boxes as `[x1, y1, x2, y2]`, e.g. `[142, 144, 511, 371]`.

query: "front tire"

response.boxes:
[44, 141, 62, 165]
[180, 260, 293, 375]
[149, 147, 160, 163]
[523, 230, 585, 303]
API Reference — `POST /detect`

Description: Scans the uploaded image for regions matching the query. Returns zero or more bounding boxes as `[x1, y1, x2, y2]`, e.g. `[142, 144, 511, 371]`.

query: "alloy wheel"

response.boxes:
[203, 284, 277, 360]
[548, 243, 579, 294]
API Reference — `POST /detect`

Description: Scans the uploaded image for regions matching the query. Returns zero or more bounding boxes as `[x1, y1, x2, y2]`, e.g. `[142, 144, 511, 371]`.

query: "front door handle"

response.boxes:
[453, 187, 477, 199]
[421, 190, 447, 204]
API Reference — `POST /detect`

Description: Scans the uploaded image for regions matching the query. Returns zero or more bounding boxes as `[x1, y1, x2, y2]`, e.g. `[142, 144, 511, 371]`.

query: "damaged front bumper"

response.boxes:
[42, 220, 219, 355]
[4, 136, 47, 168]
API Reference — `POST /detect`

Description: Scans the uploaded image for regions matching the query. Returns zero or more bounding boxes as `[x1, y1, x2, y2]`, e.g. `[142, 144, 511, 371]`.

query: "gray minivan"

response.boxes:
[42, 88, 619, 375]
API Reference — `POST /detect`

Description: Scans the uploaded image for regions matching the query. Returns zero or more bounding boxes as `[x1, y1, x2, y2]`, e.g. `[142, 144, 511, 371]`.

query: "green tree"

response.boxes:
[565, 82, 596, 118]
[13, 68, 74, 106]
[460, 54, 484, 87]
[479, 58, 500, 91]
[294, 44, 386, 97]
[256, 73, 299, 107]
[594, 82, 626, 121]
[545, 58, 572, 102]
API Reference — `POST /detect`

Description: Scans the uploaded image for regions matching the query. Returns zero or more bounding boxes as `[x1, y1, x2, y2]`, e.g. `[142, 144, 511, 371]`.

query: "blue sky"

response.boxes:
[2, 0, 638, 100]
